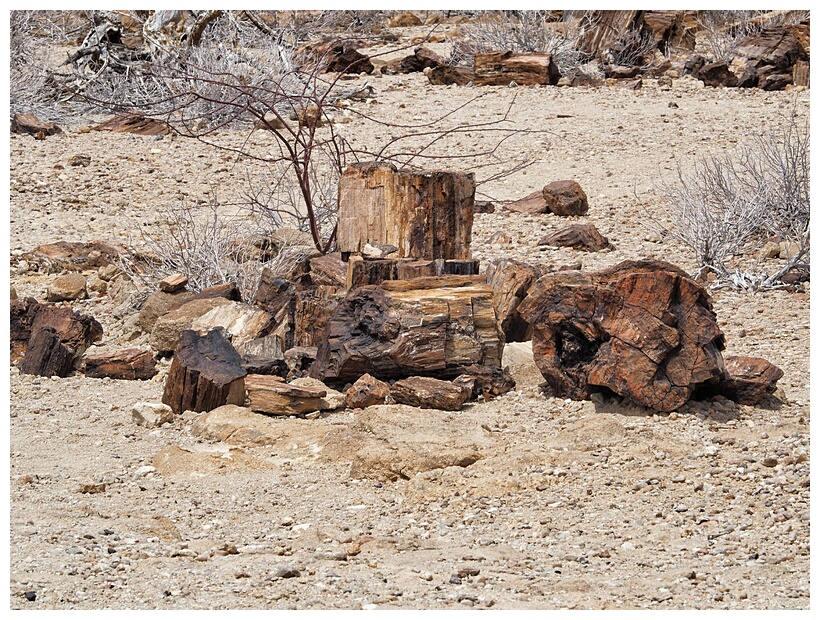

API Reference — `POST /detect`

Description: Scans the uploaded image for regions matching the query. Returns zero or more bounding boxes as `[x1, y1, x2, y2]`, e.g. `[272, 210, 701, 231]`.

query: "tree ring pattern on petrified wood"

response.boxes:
[518, 260, 727, 412]
[311, 282, 502, 383]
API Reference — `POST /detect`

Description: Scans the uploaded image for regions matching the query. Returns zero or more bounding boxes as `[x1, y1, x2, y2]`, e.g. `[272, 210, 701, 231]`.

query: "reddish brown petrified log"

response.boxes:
[83, 348, 157, 380]
[245, 374, 326, 416]
[518, 260, 727, 412]
[161, 328, 247, 414]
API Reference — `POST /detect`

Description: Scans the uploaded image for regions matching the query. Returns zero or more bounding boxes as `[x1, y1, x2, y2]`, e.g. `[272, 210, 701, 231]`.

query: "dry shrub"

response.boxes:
[658, 103, 809, 290]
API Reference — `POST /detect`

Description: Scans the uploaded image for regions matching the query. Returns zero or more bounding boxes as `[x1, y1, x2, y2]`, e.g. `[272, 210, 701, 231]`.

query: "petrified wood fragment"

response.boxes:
[83, 348, 157, 380]
[518, 260, 727, 412]
[162, 328, 247, 414]
[390, 376, 472, 411]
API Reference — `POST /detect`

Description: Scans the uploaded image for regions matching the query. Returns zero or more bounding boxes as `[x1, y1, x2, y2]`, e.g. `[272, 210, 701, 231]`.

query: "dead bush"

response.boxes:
[657, 103, 809, 290]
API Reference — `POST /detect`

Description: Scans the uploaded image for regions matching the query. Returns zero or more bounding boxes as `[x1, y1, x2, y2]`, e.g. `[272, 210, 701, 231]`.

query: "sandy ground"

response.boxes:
[6, 32, 811, 610]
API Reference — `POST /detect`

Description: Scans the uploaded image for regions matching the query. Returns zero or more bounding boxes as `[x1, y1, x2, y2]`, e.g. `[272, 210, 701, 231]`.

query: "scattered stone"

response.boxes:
[345, 373, 391, 409]
[390, 376, 472, 411]
[84, 348, 157, 380]
[11, 113, 62, 136]
[149, 297, 233, 353]
[68, 154, 91, 167]
[159, 273, 189, 293]
[16, 240, 123, 274]
[714, 356, 784, 405]
[274, 566, 301, 579]
[388, 12, 422, 27]
[542, 180, 589, 216]
[189, 301, 273, 349]
[131, 402, 174, 428]
[426, 65, 473, 86]
[245, 374, 326, 416]
[137, 290, 195, 333]
[291, 377, 346, 410]
[538, 223, 613, 252]
[505, 189, 550, 215]
[24, 591, 36, 602]
[47, 273, 88, 302]
[487, 231, 511, 245]
[362, 243, 399, 259]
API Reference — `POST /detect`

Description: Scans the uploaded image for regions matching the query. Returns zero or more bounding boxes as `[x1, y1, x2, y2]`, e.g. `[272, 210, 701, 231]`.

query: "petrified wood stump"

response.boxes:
[162, 328, 247, 414]
[518, 260, 727, 412]
[310, 278, 502, 383]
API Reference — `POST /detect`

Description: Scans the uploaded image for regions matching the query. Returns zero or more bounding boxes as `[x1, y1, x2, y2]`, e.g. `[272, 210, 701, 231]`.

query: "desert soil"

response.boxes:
[7, 32, 810, 610]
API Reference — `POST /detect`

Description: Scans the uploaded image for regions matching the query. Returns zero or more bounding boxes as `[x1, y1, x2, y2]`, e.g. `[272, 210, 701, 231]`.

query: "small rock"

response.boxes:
[542, 180, 589, 216]
[762, 456, 778, 467]
[68, 154, 91, 166]
[275, 566, 301, 579]
[47, 273, 88, 302]
[131, 402, 174, 428]
[24, 591, 36, 602]
[345, 373, 391, 409]
[487, 231, 512, 245]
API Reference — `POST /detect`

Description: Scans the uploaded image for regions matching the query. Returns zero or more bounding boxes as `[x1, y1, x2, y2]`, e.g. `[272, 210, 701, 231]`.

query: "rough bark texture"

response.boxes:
[337, 162, 475, 261]
[390, 376, 472, 411]
[293, 286, 341, 348]
[518, 260, 727, 412]
[311, 279, 502, 383]
[83, 348, 157, 380]
[162, 328, 247, 414]
[485, 259, 544, 343]
[11, 297, 103, 362]
[427, 65, 473, 86]
[18, 327, 76, 377]
[473, 51, 561, 86]
[245, 374, 326, 416]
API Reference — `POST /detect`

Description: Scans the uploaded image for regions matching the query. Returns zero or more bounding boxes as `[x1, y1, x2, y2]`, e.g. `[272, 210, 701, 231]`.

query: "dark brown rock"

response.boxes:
[698, 60, 738, 87]
[538, 223, 613, 252]
[427, 65, 473, 86]
[161, 328, 247, 414]
[390, 376, 471, 411]
[18, 327, 75, 377]
[11, 297, 103, 362]
[542, 181, 589, 216]
[83, 348, 157, 380]
[11, 113, 62, 136]
[309, 252, 347, 288]
[453, 364, 516, 398]
[518, 260, 727, 412]
[345, 373, 391, 409]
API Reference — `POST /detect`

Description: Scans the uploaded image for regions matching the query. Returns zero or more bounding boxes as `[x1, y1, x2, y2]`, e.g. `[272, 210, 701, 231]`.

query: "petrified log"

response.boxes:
[443, 259, 480, 275]
[473, 51, 561, 86]
[18, 327, 76, 377]
[299, 38, 373, 74]
[538, 223, 613, 252]
[337, 162, 474, 261]
[454, 364, 516, 398]
[92, 111, 171, 136]
[396, 260, 437, 280]
[517, 260, 727, 412]
[390, 376, 472, 411]
[311, 279, 502, 383]
[485, 259, 543, 343]
[11, 297, 103, 362]
[83, 348, 157, 380]
[162, 328, 247, 414]
[293, 286, 341, 348]
[715, 356, 784, 405]
[245, 374, 326, 416]
[309, 252, 347, 288]
[240, 354, 287, 377]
